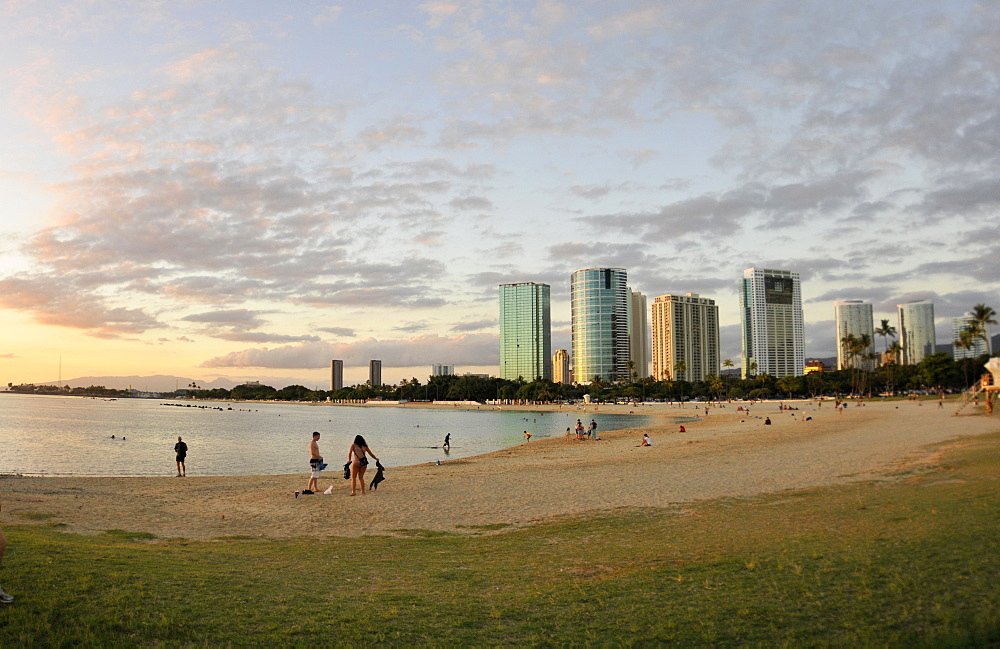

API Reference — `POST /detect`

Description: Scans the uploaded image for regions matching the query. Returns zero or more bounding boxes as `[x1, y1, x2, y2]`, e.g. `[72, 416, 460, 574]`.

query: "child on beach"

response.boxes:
[524, 431, 531, 441]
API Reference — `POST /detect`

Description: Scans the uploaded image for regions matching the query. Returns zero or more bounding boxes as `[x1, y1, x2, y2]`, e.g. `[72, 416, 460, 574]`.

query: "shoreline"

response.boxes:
[3, 399, 996, 540]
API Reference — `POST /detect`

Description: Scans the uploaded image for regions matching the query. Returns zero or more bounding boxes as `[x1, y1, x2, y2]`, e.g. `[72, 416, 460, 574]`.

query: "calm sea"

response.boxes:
[0, 394, 655, 477]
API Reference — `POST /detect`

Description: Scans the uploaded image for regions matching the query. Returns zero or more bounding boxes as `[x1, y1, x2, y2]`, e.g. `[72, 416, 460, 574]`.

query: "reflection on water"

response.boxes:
[0, 394, 657, 477]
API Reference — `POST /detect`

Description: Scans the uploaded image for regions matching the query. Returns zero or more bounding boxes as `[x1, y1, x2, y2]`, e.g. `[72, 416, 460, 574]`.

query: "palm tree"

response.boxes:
[955, 329, 976, 388]
[673, 360, 687, 404]
[875, 319, 897, 364]
[970, 303, 997, 352]
[840, 333, 858, 393]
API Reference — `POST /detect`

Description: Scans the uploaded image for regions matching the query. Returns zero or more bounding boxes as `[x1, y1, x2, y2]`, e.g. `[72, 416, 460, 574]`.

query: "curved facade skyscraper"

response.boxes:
[571, 268, 630, 383]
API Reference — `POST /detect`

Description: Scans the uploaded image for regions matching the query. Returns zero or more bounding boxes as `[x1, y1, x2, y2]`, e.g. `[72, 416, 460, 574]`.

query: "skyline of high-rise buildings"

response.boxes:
[499, 282, 552, 381]
[651, 293, 720, 383]
[740, 268, 805, 379]
[898, 300, 936, 365]
[834, 300, 875, 371]
[570, 267, 631, 383]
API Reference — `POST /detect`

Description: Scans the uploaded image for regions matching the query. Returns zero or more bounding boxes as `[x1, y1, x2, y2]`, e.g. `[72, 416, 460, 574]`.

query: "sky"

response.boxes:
[1, 0, 998, 389]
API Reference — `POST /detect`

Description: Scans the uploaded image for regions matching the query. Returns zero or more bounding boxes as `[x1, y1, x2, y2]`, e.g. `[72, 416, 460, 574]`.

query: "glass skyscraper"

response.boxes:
[571, 268, 630, 383]
[499, 282, 552, 381]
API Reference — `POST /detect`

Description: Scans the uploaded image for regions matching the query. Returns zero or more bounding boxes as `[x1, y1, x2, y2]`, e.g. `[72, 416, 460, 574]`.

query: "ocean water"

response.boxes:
[0, 394, 655, 477]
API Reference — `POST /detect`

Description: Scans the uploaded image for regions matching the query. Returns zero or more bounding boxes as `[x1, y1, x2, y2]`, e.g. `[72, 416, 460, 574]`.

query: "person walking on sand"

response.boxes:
[348, 435, 379, 496]
[174, 436, 188, 477]
[0, 503, 13, 604]
[305, 432, 323, 495]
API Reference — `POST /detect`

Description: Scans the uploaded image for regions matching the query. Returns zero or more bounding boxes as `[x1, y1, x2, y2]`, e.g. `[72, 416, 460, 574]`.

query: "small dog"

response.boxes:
[369, 461, 386, 491]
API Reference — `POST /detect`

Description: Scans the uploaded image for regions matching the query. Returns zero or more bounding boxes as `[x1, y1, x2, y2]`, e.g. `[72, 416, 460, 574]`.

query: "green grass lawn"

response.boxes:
[2, 433, 999, 646]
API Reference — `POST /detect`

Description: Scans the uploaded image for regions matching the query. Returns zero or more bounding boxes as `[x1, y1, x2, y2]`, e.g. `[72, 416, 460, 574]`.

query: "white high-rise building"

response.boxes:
[952, 316, 990, 359]
[834, 301, 875, 370]
[431, 364, 455, 377]
[552, 349, 570, 384]
[898, 300, 936, 365]
[627, 289, 650, 379]
[740, 268, 804, 378]
[651, 293, 720, 382]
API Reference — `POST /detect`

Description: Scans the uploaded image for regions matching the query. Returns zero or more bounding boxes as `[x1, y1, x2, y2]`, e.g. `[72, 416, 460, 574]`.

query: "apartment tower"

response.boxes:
[499, 282, 552, 381]
[571, 268, 630, 383]
[834, 300, 875, 370]
[651, 293, 720, 382]
[552, 349, 570, 384]
[368, 360, 382, 387]
[952, 316, 991, 359]
[628, 289, 650, 379]
[897, 300, 936, 365]
[330, 359, 343, 391]
[740, 268, 804, 378]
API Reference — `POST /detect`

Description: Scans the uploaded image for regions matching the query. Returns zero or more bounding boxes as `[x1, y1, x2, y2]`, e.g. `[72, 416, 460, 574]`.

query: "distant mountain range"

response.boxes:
[27, 375, 319, 392]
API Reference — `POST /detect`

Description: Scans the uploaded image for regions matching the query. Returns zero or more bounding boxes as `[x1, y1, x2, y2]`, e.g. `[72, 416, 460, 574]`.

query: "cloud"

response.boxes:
[316, 326, 356, 337]
[451, 318, 497, 332]
[0, 274, 162, 337]
[181, 309, 265, 330]
[313, 5, 343, 27]
[201, 333, 499, 369]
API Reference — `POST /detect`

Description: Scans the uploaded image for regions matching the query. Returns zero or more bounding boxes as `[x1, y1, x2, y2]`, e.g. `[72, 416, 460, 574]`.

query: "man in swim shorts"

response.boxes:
[174, 436, 188, 477]
[305, 432, 322, 494]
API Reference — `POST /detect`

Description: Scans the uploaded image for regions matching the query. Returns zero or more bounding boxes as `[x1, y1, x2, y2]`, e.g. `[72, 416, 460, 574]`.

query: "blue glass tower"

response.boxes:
[571, 268, 630, 383]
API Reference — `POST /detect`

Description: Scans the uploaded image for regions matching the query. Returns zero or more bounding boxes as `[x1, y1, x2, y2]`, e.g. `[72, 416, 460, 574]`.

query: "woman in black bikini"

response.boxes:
[348, 435, 379, 496]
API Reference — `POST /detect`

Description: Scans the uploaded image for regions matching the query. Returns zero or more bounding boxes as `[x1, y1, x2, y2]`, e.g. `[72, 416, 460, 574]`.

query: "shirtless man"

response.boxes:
[306, 432, 323, 494]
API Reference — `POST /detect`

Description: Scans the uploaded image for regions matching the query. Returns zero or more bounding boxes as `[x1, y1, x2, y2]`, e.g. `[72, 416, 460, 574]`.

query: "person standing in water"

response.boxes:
[348, 435, 379, 496]
[443, 433, 450, 449]
[174, 436, 188, 477]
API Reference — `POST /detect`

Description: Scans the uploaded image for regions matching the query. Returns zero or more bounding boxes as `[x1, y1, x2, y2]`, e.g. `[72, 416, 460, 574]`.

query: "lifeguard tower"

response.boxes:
[964, 358, 1000, 414]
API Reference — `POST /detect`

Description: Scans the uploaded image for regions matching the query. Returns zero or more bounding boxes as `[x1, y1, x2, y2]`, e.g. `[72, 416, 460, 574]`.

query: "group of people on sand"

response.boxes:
[304, 432, 380, 496]
[568, 419, 599, 441]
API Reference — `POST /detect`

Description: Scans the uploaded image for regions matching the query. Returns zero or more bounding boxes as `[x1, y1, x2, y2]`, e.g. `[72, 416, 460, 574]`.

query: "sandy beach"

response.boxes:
[3, 399, 997, 540]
